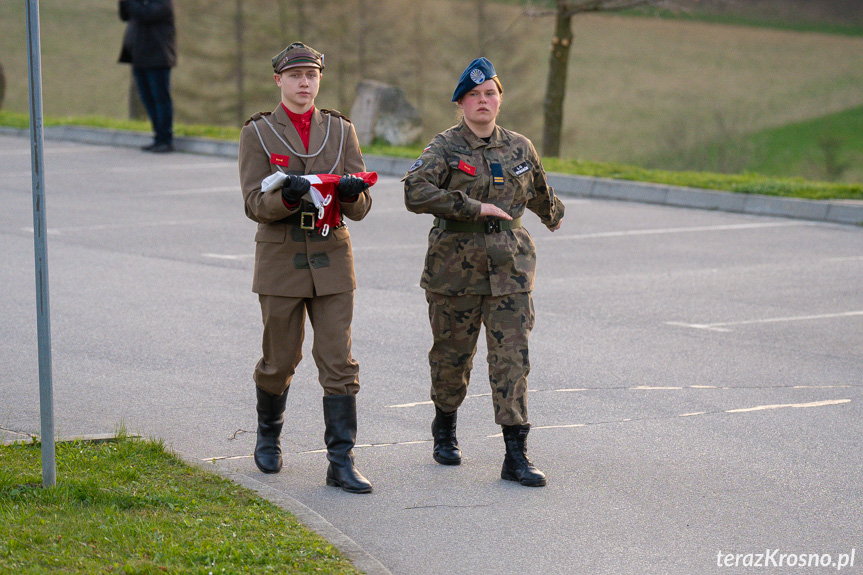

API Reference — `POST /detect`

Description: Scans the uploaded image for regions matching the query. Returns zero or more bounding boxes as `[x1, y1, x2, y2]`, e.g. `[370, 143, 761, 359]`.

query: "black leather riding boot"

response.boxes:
[431, 406, 462, 465]
[254, 386, 289, 474]
[323, 394, 372, 494]
[501, 424, 547, 487]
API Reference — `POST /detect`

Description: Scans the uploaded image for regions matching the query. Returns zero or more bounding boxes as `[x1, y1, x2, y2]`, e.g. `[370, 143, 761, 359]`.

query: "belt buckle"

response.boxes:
[484, 219, 501, 234]
[300, 212, 315, 230]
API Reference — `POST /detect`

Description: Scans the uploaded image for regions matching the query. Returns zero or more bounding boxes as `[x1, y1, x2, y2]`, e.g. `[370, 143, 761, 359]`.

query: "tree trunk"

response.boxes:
[542, 1, 573, 157]
[357, 0, 367, 77]
[296, 0, 307, 38]
[277, 0, 290, 46]
[235, 0, 245, 126]
[0, 60, 6, 110]
[0, 60, 6, 109]
[478, 0, 489, 55]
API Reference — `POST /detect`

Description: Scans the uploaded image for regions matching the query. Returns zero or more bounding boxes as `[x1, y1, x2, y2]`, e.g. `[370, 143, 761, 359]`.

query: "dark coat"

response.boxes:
[118, 0, 177, 69]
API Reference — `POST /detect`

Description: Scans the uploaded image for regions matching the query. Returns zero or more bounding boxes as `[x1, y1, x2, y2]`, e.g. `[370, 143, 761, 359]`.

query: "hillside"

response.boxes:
[2, 0, 862, 180]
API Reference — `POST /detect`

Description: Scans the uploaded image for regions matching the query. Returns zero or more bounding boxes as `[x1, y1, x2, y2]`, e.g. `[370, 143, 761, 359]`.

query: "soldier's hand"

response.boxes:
[548, 221, 562, 232]
[281, 174, 310, 205]
[337, 175, 369, 200]
[479, 203, 512, 220]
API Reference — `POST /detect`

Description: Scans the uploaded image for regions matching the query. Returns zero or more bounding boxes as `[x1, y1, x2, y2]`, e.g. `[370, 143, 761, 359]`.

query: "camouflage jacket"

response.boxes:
[403, 120, 565, 296]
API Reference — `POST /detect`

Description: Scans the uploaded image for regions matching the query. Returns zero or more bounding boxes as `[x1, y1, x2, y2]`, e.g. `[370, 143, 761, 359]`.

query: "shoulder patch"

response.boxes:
[243, 111, 271, 127]
[321, 108, 352, 123]
[408, 158, 424, 173]
[512, 160, 532, 177]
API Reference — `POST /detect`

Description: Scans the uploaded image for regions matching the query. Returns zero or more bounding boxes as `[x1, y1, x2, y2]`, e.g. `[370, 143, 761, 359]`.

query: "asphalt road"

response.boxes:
[2, 135, 861, 574]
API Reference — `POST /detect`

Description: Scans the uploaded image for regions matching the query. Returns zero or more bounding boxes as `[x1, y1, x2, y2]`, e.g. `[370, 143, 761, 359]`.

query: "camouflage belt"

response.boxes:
[433, 217, 522, 234]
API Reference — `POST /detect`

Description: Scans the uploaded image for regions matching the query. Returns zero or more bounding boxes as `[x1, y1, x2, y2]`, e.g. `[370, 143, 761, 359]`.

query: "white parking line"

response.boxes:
[725, 398, 851, 413]
[203, 398, 852, 457]
[130, 186, 238, 197]
[0, 146, 115, 156]
[202, 253, 254, 261]
[22, 218, 223, 235]
[666, 310, 863, 332]
[536, 221, 805, 242]
[109, 161, 237, 173]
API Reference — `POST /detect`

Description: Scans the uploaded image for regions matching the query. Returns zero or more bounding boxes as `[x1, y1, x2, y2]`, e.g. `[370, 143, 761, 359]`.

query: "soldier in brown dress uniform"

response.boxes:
[404, 57, 565, 487]
[238, 43, 373, 493]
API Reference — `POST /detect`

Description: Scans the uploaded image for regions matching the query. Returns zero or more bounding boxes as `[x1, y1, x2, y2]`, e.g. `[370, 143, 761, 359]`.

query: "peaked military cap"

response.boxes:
[451, 57, 497, 102]
[272, 42, 325, 73]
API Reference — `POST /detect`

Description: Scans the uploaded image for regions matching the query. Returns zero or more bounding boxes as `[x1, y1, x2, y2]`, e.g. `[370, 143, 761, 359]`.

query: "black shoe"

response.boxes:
[501, 424, 546, 487]
[150, 143, 174, 153]
[432, 406, 461, 465]
[323, 395, 372, 494]
[141, 142, 158, 152]
[254, 386, 289, 474]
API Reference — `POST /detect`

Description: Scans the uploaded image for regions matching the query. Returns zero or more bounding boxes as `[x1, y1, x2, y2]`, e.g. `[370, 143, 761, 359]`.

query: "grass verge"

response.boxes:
[364, 143, 863, 201]
[3, 111, 861, 201]
[0, 436, 362, 574]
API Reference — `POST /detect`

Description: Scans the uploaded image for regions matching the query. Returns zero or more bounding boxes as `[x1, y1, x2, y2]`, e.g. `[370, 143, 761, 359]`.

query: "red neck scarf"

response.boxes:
[282, 104, 313, 151]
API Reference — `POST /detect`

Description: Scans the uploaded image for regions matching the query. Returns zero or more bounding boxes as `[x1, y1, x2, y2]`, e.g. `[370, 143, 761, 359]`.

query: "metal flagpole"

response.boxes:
[25, 0, 56, 488]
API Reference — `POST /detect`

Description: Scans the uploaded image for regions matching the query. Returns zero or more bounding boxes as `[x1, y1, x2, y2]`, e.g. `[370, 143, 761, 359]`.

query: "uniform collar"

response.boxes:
[456, 119, 505, 149]
[272, 104, 327, 174]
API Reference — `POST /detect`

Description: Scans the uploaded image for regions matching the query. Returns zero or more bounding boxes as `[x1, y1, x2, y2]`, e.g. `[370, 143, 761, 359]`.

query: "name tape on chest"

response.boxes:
[513, 161, 532, 177]
[270, 153, 290, 168]
[457, 160, 477, 176]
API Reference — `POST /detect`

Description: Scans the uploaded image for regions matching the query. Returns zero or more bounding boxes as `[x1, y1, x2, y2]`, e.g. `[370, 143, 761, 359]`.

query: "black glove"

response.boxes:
[281, 174, 310, 205]
[337, 175, 369, 200]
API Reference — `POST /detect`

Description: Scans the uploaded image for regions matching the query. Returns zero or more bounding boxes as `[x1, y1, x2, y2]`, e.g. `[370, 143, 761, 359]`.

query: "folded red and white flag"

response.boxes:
[260, 171, 377, 235]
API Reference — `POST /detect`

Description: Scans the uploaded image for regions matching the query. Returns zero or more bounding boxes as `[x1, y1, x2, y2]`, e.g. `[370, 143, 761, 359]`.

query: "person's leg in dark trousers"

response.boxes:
[133, 67, 173, 150]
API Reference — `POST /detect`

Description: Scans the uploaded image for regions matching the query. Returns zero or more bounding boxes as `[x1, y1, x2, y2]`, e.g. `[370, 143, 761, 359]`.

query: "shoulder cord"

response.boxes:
[251, 114, 346, 175]
[250, 120, 285, 174]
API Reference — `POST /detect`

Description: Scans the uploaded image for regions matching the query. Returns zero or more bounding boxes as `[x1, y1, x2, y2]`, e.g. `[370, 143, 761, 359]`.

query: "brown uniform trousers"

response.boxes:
[239, 104, 371, 396]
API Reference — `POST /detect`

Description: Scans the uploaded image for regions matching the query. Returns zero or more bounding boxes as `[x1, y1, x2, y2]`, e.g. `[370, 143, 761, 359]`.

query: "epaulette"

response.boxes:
[321, 108, 351, 123]
[243, 111, 272, 127]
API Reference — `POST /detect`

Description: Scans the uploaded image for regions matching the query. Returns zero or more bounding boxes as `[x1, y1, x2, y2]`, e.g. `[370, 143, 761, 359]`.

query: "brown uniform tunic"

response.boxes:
[239, 103, 371, 396]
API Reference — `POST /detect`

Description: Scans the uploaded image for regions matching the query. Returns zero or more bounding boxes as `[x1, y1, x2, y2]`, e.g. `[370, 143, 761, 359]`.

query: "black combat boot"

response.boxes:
[323, 395, 373, 494]
[431, 406, 462, 465]
[254, 386, 289, 474]
[501, 424, 547, 487]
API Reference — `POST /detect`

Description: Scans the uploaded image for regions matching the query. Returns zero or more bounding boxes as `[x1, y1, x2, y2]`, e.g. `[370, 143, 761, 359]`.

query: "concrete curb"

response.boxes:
[547, 173, 863, 226]
[4, 125, 860, 226]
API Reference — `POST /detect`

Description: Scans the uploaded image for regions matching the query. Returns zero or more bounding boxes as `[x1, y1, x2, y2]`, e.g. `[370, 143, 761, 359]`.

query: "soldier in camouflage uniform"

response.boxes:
[404, 57, 564, 487]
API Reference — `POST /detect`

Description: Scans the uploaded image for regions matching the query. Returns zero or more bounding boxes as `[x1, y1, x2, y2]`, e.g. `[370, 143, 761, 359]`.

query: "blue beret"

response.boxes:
[451, 57, 497, 102]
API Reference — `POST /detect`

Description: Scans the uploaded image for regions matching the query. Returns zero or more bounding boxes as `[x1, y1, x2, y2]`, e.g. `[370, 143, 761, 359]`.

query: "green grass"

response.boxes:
[363, 140, 863, 201]
[621, 6, 863, 37]
[0, 110, 241, 141]
[743, 106, 863, 182]
[541, 157, 863, 201]
[3, 111, 861, 201]
[647, 105, 863, 186]
[0, 437, 361, 574]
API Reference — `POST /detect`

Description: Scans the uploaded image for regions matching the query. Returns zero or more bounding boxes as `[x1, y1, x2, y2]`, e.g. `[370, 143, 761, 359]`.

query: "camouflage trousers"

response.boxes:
[426, 291, 535, 426]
